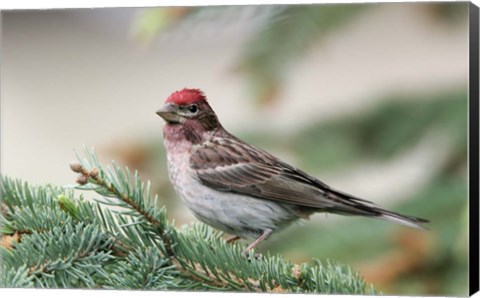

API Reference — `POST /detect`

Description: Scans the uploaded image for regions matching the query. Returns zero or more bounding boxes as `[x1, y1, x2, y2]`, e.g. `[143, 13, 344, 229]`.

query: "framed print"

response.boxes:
[1, 1, 479, 297]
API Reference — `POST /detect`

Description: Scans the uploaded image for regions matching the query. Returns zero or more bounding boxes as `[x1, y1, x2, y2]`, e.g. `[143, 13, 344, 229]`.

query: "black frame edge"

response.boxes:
[469, 1, 480, 296]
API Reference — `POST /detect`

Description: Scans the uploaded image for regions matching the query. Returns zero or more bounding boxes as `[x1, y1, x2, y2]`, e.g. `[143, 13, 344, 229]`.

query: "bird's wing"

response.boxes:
[190, 136, 378, 214]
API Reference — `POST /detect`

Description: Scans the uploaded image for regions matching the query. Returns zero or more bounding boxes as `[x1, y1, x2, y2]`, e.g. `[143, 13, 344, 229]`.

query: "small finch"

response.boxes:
[156, 88, 428, 251]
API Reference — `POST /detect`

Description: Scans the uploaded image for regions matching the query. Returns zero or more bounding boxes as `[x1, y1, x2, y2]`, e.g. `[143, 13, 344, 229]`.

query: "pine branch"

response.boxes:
[70, 156, 174, 258]
[0, 147, 378, 293]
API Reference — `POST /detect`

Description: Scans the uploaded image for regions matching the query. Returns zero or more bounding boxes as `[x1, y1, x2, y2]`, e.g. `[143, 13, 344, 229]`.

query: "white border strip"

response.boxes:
[0, 0, 471, 10]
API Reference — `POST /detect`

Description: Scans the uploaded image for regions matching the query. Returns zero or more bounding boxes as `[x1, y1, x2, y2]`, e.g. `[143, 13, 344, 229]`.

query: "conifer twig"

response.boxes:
[70, 161, 174, 258]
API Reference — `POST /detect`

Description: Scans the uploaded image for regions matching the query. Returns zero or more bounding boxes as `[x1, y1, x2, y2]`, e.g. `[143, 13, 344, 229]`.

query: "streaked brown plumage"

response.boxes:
[157, 88, 428, 252]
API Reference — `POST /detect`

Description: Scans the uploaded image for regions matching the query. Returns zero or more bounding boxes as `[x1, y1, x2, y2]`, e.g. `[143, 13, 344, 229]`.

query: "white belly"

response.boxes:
[165, 141, 299, 240]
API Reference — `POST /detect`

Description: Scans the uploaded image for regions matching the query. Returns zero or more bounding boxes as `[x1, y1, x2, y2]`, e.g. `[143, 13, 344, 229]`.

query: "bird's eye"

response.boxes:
[188, 104, 198, 114]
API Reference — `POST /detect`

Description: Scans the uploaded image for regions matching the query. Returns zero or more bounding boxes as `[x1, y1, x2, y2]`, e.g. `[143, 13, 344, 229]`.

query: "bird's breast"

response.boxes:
[164, 142, 302, 239]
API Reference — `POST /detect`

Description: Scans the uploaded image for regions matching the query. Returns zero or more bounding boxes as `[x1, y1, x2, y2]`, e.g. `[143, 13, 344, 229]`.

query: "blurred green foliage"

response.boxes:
[247, 89, 467, 172]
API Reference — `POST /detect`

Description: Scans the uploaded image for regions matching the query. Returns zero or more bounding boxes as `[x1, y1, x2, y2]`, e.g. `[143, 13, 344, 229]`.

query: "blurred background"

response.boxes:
[1, 3, 469, 296]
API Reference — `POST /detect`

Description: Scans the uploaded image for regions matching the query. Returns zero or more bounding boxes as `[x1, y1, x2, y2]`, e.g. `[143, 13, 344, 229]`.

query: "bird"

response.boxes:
[156, 88, 429, 252]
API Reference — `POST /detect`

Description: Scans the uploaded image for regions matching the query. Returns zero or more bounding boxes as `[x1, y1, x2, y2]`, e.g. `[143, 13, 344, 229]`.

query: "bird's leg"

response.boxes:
[226, 235, 241, 243]
[244, 229, 273, 252]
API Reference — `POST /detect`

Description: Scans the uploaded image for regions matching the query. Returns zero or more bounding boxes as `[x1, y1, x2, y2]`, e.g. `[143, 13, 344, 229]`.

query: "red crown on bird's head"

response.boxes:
[166, 88, 206, 105]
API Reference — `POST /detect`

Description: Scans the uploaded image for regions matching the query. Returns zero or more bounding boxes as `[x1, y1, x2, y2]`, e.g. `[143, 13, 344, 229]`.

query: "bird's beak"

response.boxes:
[156, 103, 182, 124]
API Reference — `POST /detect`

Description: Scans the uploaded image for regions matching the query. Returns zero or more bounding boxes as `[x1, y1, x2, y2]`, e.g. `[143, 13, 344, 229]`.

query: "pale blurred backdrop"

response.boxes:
[1, 3, 469, 295]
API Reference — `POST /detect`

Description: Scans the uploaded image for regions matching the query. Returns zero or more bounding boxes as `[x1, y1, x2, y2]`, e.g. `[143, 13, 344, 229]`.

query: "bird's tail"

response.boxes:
[326, 188, 429, 229]
[375, 209, 429, 230]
